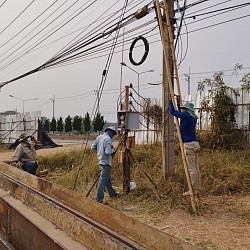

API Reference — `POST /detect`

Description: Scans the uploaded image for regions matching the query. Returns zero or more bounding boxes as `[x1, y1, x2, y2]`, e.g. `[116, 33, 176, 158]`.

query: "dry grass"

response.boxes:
[37, 144, 250, 249]
[38, 144, 250, 211]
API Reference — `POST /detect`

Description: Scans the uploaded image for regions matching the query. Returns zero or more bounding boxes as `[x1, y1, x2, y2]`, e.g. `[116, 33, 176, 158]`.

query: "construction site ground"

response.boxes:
[1, 139, 249, 250]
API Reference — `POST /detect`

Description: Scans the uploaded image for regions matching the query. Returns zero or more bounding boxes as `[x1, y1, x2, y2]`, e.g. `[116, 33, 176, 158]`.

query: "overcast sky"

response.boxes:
[0, 0, 250, 122]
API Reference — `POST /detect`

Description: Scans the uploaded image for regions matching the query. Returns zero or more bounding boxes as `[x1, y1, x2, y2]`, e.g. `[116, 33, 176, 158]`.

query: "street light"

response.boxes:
[9, 95, 39, 114]
[120, 62, 154, 100]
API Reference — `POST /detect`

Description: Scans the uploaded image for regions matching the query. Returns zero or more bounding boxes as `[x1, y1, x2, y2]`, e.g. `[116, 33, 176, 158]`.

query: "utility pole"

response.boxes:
[94, 88, 100, 114]
[185, 66, 191, 96]
[161, 0, 175, 179]
[122, 86, 131, 193]
[50, 95, 55, 119]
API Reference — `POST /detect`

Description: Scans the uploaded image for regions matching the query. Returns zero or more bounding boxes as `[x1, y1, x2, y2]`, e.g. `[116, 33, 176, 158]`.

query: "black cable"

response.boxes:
[174, 0, 187, 49]
[0, 1, 152, 74]
[0, 0, 7, 8]
[0, 0, 70, 69]
[130, 84, 149, 102]
[177, 19, 189, 67]
[0, 0, 35, 35]
[184, 2, 250, 22]
[184, 0, 233, 17]
[50, 0, 142, 61]
[46, 21, 157, 67]
[0, 1, 59, 50]
[184, 13, 250, 35]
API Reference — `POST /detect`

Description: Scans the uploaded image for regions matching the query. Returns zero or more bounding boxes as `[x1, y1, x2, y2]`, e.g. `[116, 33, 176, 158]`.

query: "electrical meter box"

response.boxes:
[117, 111, 140, 130]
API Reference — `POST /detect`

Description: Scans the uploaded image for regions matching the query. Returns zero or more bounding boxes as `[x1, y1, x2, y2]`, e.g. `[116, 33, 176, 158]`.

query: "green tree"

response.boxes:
[44, 119, 50, 132]
[65, 115, 72, 134]
[92, 113, 105, 132]
[57, 117, 64, 135]
[198, 72, 239, 148]
[50, 117, 57, 134]
[72, 115, 82, 133]
[83, 112, 91, 133]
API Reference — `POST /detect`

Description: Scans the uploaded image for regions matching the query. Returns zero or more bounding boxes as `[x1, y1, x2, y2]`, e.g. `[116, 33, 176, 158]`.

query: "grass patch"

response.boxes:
[37, 144, 250, 216]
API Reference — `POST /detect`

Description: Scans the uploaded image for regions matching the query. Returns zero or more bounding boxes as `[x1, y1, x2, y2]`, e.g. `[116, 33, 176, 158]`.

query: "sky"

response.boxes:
[0, 0, 250, 122]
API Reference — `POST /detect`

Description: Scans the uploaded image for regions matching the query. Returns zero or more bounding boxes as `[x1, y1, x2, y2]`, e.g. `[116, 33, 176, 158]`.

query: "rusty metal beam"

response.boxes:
[0, 188, 85, 250]
[0, 162, 197, 250]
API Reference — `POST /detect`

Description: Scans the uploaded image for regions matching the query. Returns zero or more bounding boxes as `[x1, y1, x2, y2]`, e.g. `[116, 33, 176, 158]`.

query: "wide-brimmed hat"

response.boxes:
[180, 101, 197, 119]
[179, 101, 194, 112]
[18, 132, 28, 142]
[105, 126, 117, 135]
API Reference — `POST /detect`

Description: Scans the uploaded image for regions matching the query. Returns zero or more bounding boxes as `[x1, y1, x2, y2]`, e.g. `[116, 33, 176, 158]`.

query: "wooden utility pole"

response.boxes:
[162, 0, 175, 179]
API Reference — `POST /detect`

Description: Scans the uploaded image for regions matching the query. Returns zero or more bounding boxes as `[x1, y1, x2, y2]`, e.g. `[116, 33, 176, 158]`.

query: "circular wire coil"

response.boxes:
[129, 36, 149, 66]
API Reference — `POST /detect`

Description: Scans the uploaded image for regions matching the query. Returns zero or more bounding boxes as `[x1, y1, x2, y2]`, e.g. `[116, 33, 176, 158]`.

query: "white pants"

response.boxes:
[183, 141, 201, 191]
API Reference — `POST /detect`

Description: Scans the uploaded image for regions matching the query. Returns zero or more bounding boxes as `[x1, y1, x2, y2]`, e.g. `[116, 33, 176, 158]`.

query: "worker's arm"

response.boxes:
[169, 100, 189, 119]
[11, 145, 23, 166]
[104, 138, 114, 156]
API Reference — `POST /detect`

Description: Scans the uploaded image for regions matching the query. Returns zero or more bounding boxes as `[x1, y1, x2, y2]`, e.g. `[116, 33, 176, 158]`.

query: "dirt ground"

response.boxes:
[1, 142, 249, 249]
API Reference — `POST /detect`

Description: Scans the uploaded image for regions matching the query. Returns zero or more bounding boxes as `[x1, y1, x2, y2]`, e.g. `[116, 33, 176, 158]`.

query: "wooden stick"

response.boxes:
[129, 150, 161, 202]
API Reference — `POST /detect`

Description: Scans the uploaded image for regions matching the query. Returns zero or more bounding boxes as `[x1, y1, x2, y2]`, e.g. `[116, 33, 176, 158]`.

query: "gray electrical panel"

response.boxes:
[117, 111, 140, 130]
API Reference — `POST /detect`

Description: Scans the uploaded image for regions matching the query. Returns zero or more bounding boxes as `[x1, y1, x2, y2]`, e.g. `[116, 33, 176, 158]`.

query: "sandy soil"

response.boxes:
[1, 142, 249, 249]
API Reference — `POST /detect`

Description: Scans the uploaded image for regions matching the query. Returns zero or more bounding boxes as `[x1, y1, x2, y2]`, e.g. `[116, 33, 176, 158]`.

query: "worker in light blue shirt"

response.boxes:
[91, 127, 118, 203]
[169, 96, 201, 197]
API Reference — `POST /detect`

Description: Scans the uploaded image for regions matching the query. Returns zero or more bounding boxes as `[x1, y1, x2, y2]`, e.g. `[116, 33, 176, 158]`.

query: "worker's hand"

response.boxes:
[111, 147, 115, 157]
[11, 161, 16, 167]
[175, 95, 180, 105]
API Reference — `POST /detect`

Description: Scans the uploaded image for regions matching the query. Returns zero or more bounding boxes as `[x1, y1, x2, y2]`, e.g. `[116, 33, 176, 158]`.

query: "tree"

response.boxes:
[50, 117, 57, 134]
[44, 119, 50, 132]
[143, 99, 162, 143]
[65, 115, 72, 134]
[73, 115, 82, 133]
[92, 113, 105, 132]
[57, 117, 64, 135]
[83, 112, 91, 133]
[198, 72, 239, 148]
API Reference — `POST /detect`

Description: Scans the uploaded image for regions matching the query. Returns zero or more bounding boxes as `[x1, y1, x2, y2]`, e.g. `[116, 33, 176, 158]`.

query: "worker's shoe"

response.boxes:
[182, 190, 199, 197]
[36, 169, 49, 177]
[110, 192, 119, 198]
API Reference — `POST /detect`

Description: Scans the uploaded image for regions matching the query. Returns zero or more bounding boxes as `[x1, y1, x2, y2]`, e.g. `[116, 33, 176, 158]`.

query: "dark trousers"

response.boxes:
[22, 161, 37, 175]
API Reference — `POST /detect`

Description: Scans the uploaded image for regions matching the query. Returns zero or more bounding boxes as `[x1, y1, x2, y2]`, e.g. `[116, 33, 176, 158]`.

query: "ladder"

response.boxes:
[154, 0, 198, 214]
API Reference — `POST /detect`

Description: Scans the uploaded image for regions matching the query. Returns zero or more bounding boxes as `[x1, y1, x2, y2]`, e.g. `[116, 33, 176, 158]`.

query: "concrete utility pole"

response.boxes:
[94, 88, 100, 114]
[161, 0, 175, 179]
[184, 66, 191, 96]
[123, 86, 131, 193]
[50, 95, 55, 119]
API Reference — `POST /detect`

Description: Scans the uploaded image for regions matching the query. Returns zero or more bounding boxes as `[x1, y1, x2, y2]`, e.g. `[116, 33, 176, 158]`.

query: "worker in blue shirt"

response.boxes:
[169, 96, 201, 197]
[91, 127, 118, 203]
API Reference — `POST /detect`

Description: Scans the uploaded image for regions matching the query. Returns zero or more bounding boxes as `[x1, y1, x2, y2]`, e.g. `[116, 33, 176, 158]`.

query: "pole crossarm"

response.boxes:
[154, 0, 197, 214]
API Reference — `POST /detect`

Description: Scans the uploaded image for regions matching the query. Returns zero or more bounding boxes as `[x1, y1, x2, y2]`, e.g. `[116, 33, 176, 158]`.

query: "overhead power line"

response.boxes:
[0, 0, 35, 35]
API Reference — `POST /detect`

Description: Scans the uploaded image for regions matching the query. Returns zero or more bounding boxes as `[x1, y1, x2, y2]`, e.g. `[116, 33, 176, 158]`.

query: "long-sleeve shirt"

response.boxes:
[12, 142, 37, 163]
[169, 101, 198, 143]
[91, 133, 114, 166]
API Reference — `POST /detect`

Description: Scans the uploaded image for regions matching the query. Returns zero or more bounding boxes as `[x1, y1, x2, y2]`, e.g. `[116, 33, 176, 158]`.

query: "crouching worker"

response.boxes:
[91, 127, 118, 203]
[11, 133, 42, 175]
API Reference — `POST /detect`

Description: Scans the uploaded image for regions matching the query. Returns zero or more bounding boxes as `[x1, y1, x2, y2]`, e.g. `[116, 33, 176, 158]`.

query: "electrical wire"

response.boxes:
[0, 0, 35, 35]
[0, 1, 59, 50]
[0, 0, 7, 9]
